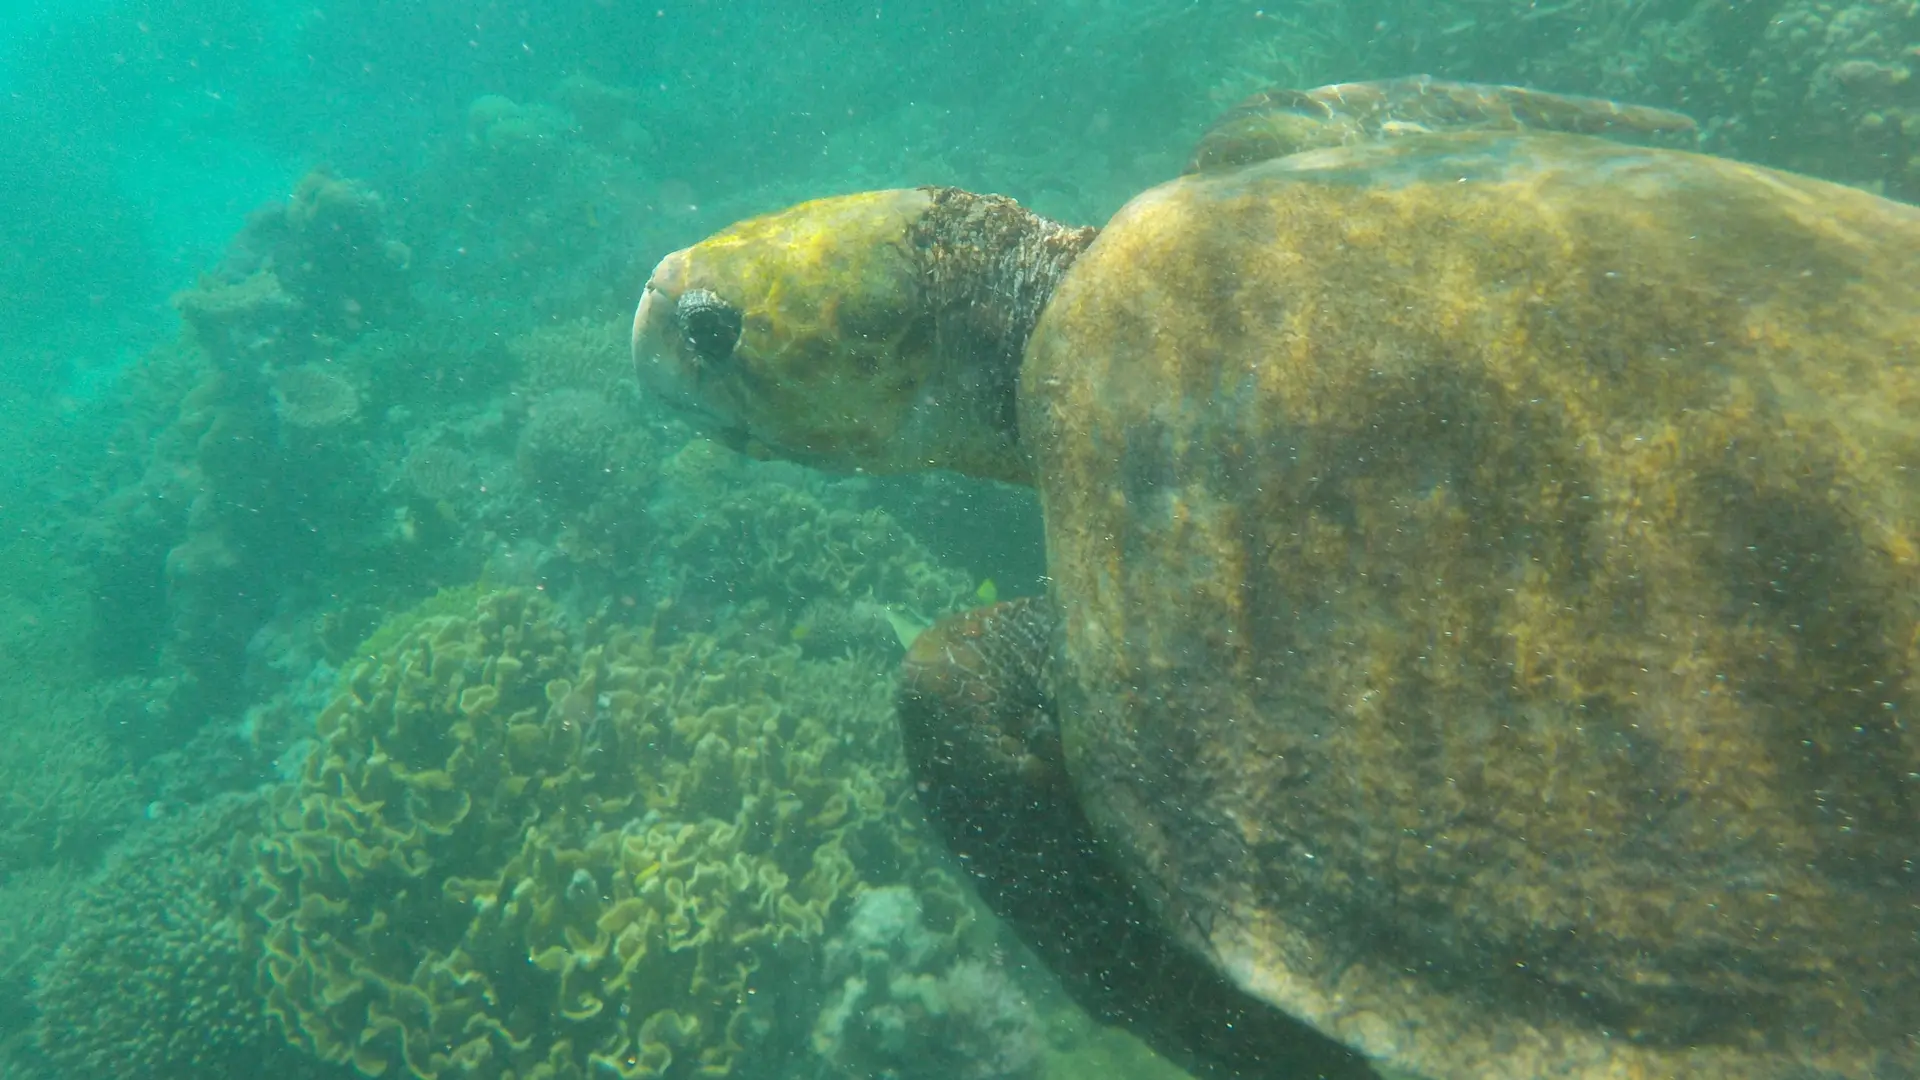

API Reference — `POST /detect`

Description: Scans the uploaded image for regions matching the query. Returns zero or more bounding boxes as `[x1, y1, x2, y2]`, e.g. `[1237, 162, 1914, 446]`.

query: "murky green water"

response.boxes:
[3, 3, 1916, 1079]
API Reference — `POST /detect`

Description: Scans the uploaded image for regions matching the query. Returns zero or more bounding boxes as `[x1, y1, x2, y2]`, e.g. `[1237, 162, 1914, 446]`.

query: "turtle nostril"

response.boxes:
[675, 288, 743, 366]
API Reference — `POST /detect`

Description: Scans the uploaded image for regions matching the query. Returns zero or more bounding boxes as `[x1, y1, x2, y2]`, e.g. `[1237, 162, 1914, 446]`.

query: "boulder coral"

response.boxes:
[513, 388, 663, 576]
[274, 364, 364, 430]
[247, 587, 950, 1080]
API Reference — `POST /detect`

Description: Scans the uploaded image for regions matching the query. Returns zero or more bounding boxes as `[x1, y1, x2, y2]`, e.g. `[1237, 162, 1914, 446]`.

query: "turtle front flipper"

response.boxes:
[1188, 75, 1699, 173]
[898, 598, 1378, 1080]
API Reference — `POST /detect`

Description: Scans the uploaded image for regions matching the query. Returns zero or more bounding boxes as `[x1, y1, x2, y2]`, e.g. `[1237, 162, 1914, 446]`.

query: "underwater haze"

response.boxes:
[2, 2, 1918, 1079]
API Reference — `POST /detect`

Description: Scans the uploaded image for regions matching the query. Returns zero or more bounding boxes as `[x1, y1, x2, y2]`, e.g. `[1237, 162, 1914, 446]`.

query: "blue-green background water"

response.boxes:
[1, 2, 1915, 1078]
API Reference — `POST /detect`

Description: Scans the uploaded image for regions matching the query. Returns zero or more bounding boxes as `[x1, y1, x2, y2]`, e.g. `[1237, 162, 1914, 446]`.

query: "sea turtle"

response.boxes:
[631, 79, 1920, 1080]
[1187, 75, 1699, 172]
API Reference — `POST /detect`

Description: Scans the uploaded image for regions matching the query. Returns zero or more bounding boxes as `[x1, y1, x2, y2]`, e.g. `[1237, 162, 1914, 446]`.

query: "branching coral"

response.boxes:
[247, 587, 949, 1080]
[0, 865, 82, 1046]
[30, 793, 321, 1080]
[0, 683, 140, 873]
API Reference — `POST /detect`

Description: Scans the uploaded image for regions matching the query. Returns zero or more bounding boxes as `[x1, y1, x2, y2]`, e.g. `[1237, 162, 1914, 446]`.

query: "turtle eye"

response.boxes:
[675, 289, 743, 367]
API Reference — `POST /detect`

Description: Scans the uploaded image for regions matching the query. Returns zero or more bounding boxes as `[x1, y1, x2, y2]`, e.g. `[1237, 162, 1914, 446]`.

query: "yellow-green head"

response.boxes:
[633, 187, 1094, 485]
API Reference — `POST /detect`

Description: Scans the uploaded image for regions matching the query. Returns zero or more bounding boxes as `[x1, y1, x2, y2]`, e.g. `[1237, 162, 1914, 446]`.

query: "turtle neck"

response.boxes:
[909, 187, 1097, 474]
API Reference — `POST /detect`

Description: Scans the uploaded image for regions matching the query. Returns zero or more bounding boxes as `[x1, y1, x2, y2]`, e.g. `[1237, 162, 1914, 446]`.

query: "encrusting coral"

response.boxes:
[247, 587, 955, 1080]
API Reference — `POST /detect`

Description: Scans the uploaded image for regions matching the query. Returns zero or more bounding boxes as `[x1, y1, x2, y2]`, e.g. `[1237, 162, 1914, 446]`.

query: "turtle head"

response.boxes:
[634, 187, 1094, 485]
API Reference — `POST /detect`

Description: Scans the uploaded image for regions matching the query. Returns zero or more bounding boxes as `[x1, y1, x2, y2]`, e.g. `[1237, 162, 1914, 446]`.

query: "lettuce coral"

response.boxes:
[248, 587, 945, 1080]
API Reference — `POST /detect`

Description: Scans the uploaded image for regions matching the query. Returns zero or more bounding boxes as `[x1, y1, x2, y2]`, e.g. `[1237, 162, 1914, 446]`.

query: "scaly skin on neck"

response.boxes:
[904, 188, 1097, 484]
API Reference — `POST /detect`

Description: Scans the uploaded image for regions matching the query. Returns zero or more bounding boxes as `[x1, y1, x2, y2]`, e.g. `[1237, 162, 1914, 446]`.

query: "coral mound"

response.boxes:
[516, 389, 631, 508]
[273, 364, 363, 429]
[249, 587, 943, 1080]
[811, 886, 1043, 1080]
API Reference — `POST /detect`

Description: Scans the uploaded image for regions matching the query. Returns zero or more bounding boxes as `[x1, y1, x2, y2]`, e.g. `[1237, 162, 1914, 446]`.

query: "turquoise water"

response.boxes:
[2, 3, 1917, 1079]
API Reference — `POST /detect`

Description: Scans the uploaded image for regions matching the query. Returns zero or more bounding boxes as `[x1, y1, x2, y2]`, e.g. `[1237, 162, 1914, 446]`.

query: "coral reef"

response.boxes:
[0, 530, 141, 876]
[247, 587, 955, 1080]
[0, 865, 83, 1045]
[233, 169, 414, 337]
[1748, 0, 1919, 194]
[402, 441, 479, 503]
[513, 390, 663, 578]
[468, 94, 577, 183]
[29, 11, 1918, 1080]
[811, 886, 1043, 1080]
[551, 76, 652, 150]
[493, 316, 675, 578]
[1201, 2, 1919, 198]
[651, 441, 975, 649]
[508, 316, 638, 401]
[28, 793, 328, 1080]
[75, 167, 437, 750]
[0, 684, 140, 876]
[415, 83, 668, 325]
[516, 389, 635, 509]
[170, 168, 411, 370]
[273, 364, 364, 430]
[71, 342, 212, 674]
